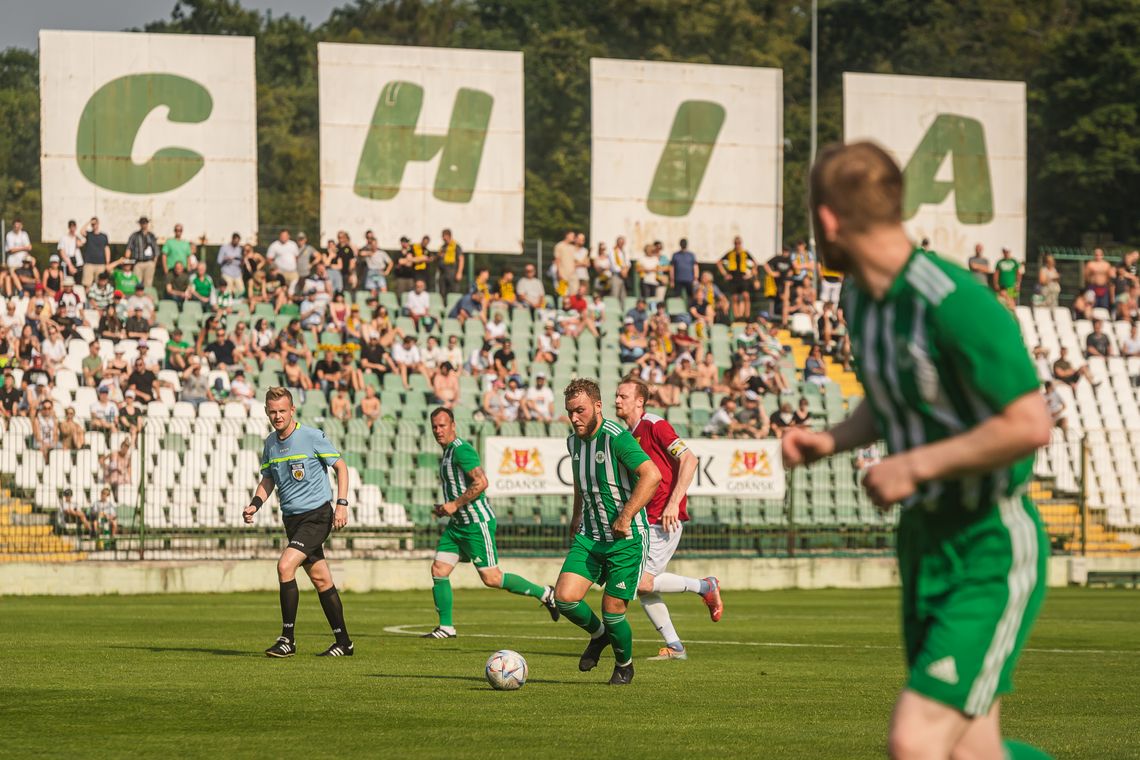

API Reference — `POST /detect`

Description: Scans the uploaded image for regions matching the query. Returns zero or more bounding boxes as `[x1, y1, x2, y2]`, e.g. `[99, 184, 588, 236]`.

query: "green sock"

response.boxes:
[555, 599, 604, 637]
[603, 611, 633, 665]
[501, 572, 546, 598]
[431, 576, 453, 627]
[1003, 740, 1054, 759]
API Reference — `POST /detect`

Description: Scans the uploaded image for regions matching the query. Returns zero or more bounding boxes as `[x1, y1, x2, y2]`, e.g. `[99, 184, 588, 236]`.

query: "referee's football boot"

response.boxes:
[540, 586, 560, 622]
[317, 641, 354, 657]
[608, 662, 634, 685]
[422, 626, 457, 639]
[264, 637, 296, 658]
[578, 633, 611, 672]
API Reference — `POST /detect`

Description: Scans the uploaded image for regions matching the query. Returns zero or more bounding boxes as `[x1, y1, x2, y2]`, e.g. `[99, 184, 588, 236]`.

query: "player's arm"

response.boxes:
[439, 446, 487, 515]
[242, 474, 276, 524]
[662, 446, 698, 533]
[569, 481, 583, 536]
[782, 399, 878, 468]
[611, 432, 661, 538]
[863, 286, 1049, 508]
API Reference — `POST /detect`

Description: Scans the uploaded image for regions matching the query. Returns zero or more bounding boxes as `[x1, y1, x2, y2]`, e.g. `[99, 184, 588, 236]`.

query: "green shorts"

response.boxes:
[559, 532, 647, 601]
[898, 494, 1048, 716]
[435, 518, 498, 570]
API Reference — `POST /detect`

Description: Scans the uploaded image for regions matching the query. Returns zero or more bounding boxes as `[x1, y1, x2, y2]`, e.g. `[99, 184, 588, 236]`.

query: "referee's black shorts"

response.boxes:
[282, 502, 333, 565]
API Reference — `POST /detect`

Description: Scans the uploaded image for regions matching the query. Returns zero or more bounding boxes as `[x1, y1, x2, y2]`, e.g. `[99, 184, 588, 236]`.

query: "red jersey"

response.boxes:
[630, 413, 689, 523]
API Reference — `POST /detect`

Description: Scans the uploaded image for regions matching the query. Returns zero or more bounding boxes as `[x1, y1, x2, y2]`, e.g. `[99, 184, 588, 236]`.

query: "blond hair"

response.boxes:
[264, 387, 294, 406]
[810, 141, 903, 233]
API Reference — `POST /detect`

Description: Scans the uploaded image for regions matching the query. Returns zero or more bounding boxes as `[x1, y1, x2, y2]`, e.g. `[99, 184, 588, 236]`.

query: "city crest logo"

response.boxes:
[729, 450, 771, 478]
[498, 448, 544, 477]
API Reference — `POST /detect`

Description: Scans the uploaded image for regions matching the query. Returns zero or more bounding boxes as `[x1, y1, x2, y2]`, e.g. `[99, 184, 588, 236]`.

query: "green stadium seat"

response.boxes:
[362, 468, 386, 488]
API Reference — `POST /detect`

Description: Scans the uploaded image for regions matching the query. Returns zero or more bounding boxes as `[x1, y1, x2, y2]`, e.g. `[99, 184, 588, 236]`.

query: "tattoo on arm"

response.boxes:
[455, 467, 487, 507]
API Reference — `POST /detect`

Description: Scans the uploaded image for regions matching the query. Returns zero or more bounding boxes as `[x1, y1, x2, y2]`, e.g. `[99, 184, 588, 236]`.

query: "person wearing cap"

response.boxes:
[86, 270, 115, 311]
[126, 216, 159, 288]
[14, 254, 39, 296]
[50, 275, 83, 338]
[106, 252, 140, 298]
[534, 321, 560, 365]
[41, 254, 64, 297]
[89, 385, 119, 434]
[229, 368, 255, 408]
[358, 331, 394, 381]
[58, 487, 92, 535]
[522, 373, 554, 422]
[97, 304, 125, 342]
[731, 391, 770, 438]
[165, 327, 190, 371]
[123, 305, 150, 341]
[391, 236, 416, 298]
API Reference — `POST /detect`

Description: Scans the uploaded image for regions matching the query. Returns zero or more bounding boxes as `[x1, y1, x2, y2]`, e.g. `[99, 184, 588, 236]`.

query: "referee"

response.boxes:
[244, 387, 354, 657]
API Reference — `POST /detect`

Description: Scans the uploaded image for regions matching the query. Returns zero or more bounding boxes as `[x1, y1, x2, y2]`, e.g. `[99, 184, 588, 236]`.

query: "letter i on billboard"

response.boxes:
[38, 31, 258, 244]
[318, 44, 525, 254]
[590, 59, 784, 264]
[843, 72, 1026, 265]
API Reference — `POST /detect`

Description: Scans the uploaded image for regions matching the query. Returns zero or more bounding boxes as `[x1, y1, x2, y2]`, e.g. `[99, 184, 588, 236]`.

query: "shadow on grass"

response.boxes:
[368, 673, 592, 686]
[110, 645, 259, 658]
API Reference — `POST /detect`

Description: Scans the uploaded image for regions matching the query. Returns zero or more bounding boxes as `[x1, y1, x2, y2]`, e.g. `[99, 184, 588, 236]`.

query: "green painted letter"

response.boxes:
[902, 114, 994, 224]
[354, 82, 492, 204]
[647, 100, 725, 217]
[76, 74, 212, 194]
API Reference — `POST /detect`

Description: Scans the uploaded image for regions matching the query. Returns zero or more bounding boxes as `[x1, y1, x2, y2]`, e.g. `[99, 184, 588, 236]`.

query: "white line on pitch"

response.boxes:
[381, 625, 1129, 655]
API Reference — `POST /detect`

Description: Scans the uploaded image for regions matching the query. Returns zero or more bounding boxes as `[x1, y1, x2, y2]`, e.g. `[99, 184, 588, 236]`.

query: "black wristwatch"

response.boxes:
[335, 498, 349, 506]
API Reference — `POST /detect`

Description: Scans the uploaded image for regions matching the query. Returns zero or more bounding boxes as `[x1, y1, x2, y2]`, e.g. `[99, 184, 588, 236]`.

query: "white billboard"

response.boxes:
[39, 30, 257, 244]
[590, 59, 783, 264]
[843, 72, 1026, 264]
[485, 437, 785, 499]
[319, 43, 524, 254]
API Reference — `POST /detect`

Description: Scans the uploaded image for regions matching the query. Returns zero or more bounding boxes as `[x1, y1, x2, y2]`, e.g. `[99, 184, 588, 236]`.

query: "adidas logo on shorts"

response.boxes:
[925, 656, 959, 685]
[614, 581, 627, 590]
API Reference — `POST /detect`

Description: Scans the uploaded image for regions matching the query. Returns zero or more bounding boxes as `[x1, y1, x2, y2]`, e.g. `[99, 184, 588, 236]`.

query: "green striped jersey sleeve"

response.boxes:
[453, 441, 482, 474]
[933, 283, 1040, 411]
[612, 429, 651, 472]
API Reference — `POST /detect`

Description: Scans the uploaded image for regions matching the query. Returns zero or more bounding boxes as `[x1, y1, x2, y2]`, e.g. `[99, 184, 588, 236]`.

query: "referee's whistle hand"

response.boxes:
[242, 506, 257, 524]
[333, 504, 348, 530]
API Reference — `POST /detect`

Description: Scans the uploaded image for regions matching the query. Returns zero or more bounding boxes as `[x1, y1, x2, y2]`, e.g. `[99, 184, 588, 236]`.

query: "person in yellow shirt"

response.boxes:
[437, 228, 464, 297]
[716, 235, 758, 319]
[818, 254, 845, 306]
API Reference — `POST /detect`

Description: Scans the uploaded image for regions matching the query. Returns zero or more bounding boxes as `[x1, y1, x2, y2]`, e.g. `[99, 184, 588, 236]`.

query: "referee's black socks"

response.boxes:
[280, 580, 299, 642]
[318, 586, 351, 646]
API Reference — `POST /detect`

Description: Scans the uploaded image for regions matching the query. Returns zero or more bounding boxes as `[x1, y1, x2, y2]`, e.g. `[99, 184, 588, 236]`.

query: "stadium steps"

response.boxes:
[0, 497, 86, 561]
[775, 330, 864, 398]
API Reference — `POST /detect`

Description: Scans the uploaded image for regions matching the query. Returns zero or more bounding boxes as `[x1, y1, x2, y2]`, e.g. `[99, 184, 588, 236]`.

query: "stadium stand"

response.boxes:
[0, 238, 1137, 561]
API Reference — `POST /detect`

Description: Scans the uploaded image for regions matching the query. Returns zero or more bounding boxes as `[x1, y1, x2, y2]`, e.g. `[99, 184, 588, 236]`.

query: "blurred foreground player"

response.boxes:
[783, 142, 1053, 760]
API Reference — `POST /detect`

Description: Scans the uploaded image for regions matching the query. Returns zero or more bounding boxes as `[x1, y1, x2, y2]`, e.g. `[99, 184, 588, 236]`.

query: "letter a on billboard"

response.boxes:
[843, 73, 1026, 264]
[39, 31, 258, 244]
[319, 43, 524, 254]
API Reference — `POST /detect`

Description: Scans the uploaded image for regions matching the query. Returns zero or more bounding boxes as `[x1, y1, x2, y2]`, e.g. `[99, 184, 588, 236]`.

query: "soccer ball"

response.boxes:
[484, 649, 528, 690]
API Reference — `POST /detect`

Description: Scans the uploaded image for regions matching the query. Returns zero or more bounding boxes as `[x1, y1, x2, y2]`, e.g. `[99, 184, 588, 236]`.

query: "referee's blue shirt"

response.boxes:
[261, 422, 341, 515]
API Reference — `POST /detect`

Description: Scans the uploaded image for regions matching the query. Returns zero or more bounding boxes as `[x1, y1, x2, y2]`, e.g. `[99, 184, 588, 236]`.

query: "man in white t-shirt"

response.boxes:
[4, 218, 32, 269]
[89, 386, 119, 434]
[1122, 323, 1140, 358]
[266, 229, 300, 290]
[361, 239, 393, 293]
[403, 279, 432, 329]
[523, 373, 555, 422]
[57, 220, 84, 276]
[391, 334, 424, 389]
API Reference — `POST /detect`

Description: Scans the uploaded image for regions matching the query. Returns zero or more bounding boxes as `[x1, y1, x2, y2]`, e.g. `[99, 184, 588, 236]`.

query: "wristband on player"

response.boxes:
[336, 498, 349, 506]
[250, 495, 264, 510]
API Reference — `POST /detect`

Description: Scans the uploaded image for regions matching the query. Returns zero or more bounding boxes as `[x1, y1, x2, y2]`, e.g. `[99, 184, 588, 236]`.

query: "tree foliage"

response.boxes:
[0, 0, 1136, 252]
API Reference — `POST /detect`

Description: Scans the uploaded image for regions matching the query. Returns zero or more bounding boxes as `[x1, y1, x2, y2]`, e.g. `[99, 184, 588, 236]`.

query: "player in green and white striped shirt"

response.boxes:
[423, 407, 559, 639]
[553, 378, 662, 685]
[783, 142, 1053, 760]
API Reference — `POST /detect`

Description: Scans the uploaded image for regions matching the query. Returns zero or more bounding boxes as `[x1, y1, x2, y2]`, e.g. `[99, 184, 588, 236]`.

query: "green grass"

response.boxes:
[2, 587, 1137, 759]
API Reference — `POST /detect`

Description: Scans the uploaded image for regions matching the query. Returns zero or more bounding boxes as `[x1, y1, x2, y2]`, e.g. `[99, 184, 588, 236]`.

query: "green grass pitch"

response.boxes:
[2, 587, 1137, 759]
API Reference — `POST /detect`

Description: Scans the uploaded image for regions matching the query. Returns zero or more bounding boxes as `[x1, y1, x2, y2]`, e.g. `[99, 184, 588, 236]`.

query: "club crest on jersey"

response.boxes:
[594, 452, 606, 464]
[498, 447, 544, 476]
[290, 461, 305, 481]
[730, 449, 772, 477]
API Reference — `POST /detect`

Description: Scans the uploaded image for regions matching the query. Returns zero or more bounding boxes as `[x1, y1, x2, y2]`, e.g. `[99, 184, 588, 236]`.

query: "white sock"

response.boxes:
[639, 592, 682, 649]
[654, 572, 701, 594]
[440, 625, 456, 634]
